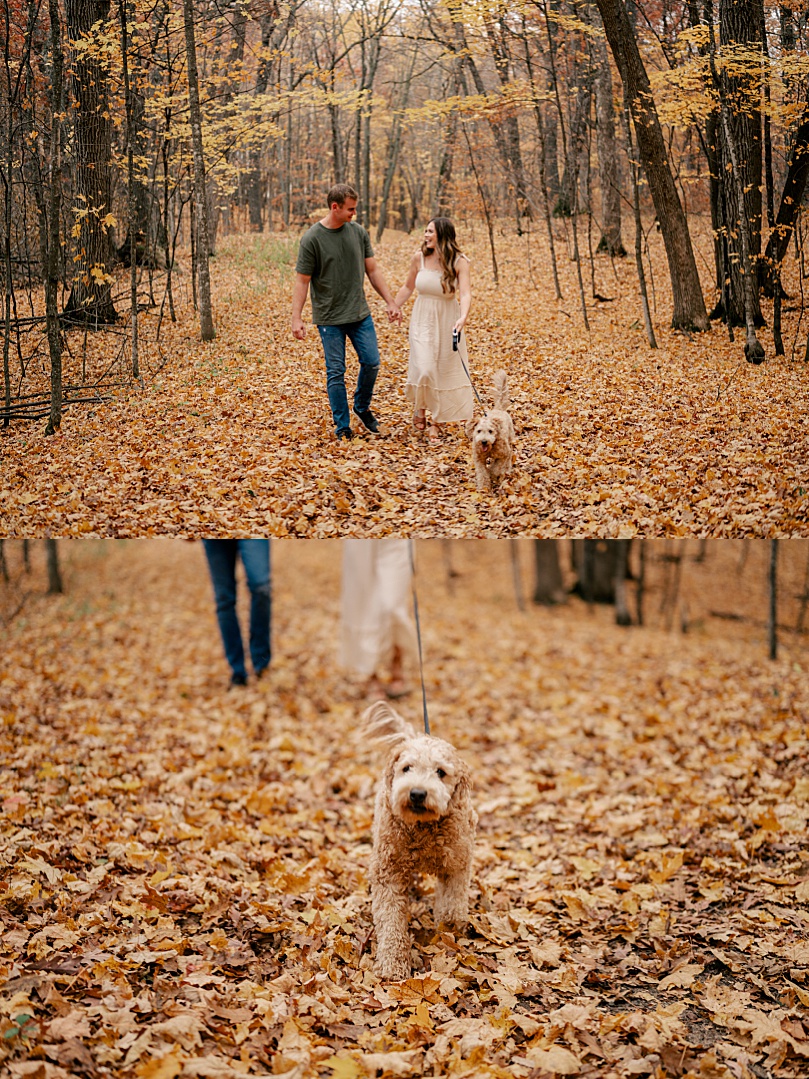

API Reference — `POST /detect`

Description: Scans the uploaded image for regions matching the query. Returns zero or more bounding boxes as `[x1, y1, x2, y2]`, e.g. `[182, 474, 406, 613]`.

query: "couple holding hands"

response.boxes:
[291, 183, 473, 444]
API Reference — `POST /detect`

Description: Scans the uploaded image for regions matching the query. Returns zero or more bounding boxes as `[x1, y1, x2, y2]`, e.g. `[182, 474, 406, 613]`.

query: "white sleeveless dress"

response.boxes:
[404, 254, 474, 423]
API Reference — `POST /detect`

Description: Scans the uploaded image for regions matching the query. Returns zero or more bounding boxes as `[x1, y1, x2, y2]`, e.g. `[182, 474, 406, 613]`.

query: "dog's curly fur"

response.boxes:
[465, 370, 515, 492]
[363, 701, 477, 981]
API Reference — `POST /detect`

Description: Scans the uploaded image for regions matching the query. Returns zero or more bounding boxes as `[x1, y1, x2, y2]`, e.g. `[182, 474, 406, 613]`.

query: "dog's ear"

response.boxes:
[449, 761, 471, 810]
[382, 745, 405, 800]
[464, 419, 476, 440]
[362, 700, 414, 749]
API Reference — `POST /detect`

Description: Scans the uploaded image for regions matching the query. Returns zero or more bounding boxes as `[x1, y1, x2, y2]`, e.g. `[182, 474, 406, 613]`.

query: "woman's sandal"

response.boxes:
[427, 423, 441, 444]
[413, 411, 426, 433]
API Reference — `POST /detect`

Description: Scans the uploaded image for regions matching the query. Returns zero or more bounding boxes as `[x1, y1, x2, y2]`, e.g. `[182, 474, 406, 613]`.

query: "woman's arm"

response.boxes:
[393, 250, 421, 309]
[454, 255, 471, 332]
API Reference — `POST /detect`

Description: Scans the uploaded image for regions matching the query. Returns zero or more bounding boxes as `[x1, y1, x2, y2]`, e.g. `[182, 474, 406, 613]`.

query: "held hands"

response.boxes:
[387, 302, 403, 325]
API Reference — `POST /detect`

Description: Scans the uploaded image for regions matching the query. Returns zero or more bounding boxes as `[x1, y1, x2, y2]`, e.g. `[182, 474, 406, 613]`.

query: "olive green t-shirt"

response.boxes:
[296, 221, 374, 326]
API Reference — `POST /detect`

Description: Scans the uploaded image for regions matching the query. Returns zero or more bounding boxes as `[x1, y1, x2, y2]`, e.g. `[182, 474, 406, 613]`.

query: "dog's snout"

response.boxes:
[409, 788, 427, 807]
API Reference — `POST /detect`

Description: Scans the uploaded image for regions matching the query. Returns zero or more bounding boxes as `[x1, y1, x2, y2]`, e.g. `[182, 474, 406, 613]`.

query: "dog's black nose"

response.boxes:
[409, 788, 427, 807]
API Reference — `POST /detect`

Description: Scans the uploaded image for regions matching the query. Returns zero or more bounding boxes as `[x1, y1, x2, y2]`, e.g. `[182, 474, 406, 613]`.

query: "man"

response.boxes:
[292, 183, 401, 441]
[202, 540, 271, 688]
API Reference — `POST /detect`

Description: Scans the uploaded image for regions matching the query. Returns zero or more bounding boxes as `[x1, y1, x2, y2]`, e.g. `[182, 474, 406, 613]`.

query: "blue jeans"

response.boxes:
[317, 315, 380, 434]
[202, 540, 271, 679]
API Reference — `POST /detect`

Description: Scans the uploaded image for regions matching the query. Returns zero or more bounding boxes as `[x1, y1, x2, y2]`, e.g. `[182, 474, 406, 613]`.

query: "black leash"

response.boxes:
[408, 539, 430, 735]
[459, 328, 485, 407]
[459, 358, 485, 412]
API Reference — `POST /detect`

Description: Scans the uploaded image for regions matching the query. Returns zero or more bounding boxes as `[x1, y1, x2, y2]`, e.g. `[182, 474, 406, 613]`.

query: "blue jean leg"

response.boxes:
[203, 540, 245, 679]
[318, 325, 350, 432]
[318, 315, 380, 432]
[203, 540, 271, 678]
[237, 539, 272, 673]
[346, 315, 380, 414]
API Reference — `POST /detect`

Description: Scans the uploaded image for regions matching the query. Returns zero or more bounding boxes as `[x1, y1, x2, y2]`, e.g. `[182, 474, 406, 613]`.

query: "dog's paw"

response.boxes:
[375, 956, 411, 981]
[434, 906, 468, 928]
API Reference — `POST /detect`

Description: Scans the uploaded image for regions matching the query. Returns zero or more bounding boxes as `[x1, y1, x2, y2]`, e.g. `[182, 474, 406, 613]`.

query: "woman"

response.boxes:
[394, 217, 473, 443]
[340, 539, 417, 700]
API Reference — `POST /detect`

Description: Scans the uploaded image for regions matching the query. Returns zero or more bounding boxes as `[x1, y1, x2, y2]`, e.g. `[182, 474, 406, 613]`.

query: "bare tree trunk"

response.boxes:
[709, 18, 765, 363]
[182, 0, 215, 341]
[46, 539, 63, 594]
[462, 124, 498, 285]
[593, 25, 624, 256]
[532, 540, 565, 605]
[612, 539, 631, 626]
[433, 76, 459, 218]
[769, 539, 778, 660]
[483, 11, 532, 231]
[29, 0, 66, 435]
[714, 0, 764, 327]
[119, 0, 139, 378]
[595, 0, 709, 331]
[377, 40, 418, 242]
[542, 0, 589, 329]
[761, 115, 809, 297]
[572, 539, 632, 624]
[624, 94, 657, 348]
[520, 17, 562, 299]
[64, 0, 118, 324]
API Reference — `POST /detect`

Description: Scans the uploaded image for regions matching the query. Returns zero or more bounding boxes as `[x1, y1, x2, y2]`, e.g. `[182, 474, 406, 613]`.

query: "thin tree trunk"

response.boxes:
[46, 539, 63, 594]
[542, 0, 589, 330]
[769, 539, 778, 660]
[709, 21, 765, 363]
[596, 0, 709, 331]
[761, 116, 809, 297]
[714, 0, 764, 327]
[462, 123, 498, 285]
[762, 7, 774, 230]
[64, 0, 118, 324]
[44, 0, 64, 433]
[182, 0, 215, 341]
[119, 0, 139, 378]
[520, 18, 562, 299]
[532, 540, 565, 605]
[593, 24, 624, 256]
[377, 40, 418, 242]
[624, 95, 657, 348]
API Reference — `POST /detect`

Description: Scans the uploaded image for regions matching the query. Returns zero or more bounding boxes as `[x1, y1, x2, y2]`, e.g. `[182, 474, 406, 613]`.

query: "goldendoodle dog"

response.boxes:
[362, 701, 477, 981]
[466, 370, 515, 492]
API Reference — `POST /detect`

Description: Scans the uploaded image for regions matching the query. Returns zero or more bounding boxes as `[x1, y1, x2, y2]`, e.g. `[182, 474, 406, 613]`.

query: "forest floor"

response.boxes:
[1, 218, 809, 538]
[1, 538, 808, 1078]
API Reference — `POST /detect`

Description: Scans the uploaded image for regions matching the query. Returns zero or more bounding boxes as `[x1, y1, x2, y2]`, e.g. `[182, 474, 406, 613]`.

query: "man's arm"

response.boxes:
[291, 273, 311, 339]
[365, 257, 402, 323]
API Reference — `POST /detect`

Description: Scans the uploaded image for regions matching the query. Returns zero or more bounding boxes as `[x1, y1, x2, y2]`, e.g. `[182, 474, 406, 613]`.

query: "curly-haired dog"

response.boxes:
[466, 370, 515, 492]
[363, 701, 477, 981]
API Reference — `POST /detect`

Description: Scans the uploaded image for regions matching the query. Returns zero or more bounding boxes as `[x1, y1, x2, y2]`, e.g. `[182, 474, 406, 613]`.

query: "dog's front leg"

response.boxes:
[474, 458, 492, 492]
[433, 864, 472, 927]
[372, 881, 412, 980]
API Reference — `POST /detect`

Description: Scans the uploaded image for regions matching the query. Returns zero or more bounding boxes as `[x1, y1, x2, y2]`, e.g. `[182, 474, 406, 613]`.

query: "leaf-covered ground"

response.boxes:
[2, 222, 809, 537]
[1, 538, 808, 1078]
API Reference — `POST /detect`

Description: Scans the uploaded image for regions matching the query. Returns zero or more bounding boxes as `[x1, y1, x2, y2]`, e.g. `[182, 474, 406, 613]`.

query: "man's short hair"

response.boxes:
[327, 183, 358, 208]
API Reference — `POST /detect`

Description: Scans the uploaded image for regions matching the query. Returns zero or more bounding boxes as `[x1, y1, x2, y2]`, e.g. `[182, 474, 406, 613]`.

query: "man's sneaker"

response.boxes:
[353, 407, 379, 435]
[230, 673, 247, 688]
[336, 428, 354, 442]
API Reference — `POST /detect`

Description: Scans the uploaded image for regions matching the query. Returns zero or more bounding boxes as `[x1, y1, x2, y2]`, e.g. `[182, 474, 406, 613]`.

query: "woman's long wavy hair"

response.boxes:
[422, 217, 462, 295]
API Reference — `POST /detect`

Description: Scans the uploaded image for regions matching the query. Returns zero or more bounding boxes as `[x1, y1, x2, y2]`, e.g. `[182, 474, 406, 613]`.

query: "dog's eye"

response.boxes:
[402, 765, 411, 773]
[436, 768, 446, 779]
